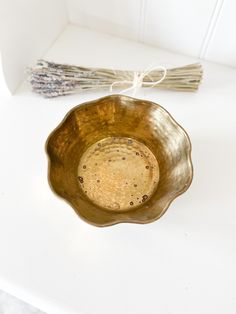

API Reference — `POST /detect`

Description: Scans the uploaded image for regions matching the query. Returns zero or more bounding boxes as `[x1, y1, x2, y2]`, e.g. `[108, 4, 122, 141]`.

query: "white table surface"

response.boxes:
[0, 25, 236, 314]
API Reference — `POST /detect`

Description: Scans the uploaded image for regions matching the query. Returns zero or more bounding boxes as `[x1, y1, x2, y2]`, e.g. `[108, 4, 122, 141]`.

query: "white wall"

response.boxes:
[66, 0, 236, 67]
[66, 0, 141, 40]
[0, 0, 68, 92]
[203, 0, 236, 67]
[1, 0, 235, 92]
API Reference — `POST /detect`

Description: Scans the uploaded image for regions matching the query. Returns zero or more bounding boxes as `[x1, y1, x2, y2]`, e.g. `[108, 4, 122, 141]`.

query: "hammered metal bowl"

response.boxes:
[46, 95, 193, 227]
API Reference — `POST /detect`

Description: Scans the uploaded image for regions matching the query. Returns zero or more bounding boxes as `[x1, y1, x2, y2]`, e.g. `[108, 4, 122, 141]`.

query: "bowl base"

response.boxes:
[77, 137, 159, 211]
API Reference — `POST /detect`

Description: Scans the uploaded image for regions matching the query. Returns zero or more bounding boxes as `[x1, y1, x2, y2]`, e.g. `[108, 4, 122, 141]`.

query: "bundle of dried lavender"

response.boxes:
[29, 60, 203, 97]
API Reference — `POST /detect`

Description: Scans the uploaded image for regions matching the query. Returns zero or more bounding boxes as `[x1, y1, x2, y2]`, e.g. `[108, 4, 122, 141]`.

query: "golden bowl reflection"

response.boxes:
[46, 95, 193, 227]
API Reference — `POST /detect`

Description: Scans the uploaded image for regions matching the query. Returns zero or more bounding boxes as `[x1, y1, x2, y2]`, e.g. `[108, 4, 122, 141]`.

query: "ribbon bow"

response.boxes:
[110, 66, 167, 95]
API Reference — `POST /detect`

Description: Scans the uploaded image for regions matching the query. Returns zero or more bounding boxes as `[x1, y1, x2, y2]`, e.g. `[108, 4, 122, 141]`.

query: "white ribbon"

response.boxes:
[110, 66, 167, 95]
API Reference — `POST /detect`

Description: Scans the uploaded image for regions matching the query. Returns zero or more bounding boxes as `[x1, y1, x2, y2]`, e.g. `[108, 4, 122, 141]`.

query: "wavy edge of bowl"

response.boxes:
[45, 94, 193, 227]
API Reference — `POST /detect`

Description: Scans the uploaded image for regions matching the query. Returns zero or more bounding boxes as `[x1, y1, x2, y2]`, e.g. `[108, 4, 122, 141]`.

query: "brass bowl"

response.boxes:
[46, 95, 193, 227]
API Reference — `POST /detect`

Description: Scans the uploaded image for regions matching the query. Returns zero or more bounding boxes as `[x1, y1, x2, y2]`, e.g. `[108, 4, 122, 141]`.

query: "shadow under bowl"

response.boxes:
[46, 95, 193, 227]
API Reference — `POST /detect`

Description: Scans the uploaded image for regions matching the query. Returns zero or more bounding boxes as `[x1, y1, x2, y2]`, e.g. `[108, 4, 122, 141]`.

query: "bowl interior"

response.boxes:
[47, 95, 192, 226]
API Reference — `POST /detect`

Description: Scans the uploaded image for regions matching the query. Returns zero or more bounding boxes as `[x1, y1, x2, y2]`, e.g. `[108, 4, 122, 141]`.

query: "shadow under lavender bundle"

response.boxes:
[29, 60, 203, 97]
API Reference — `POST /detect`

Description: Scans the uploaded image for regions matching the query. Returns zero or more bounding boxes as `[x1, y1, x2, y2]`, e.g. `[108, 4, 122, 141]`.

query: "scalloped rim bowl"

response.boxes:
[46, 95, 193, 227]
